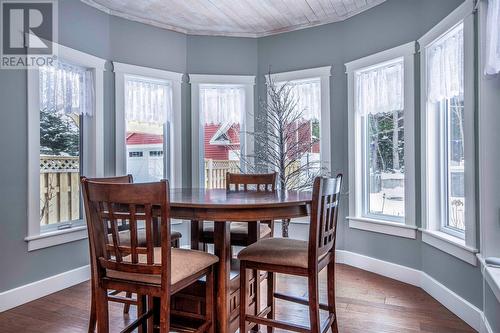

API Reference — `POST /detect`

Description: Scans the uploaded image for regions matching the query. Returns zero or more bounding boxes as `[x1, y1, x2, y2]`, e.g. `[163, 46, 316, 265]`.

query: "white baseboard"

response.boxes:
[0, 265, 90, 312]
[336, 250, 483, 332]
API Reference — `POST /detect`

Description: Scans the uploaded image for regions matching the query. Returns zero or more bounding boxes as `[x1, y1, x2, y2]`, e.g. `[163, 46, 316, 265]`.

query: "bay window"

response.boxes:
[346, 42, 416, 238]
[190, 75, 255, 189]
[419, 0, 477, 264]
[27, 44, 105, 251]
[114, 63, 182, 187]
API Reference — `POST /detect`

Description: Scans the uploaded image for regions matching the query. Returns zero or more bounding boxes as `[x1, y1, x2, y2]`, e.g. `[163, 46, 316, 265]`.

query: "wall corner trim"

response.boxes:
[0, 265, 90, 313]
[336, 250, 484, 331]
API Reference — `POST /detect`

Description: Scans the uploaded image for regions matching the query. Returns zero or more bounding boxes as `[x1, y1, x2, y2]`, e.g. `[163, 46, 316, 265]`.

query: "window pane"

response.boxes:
[447, 97, 465, 231]
[201, 86, 243, 189]
[126, 121, 164, 183]
[284, 79, 322, 189]
[39, 110, 81, 226]
[366, 110, 405, 218]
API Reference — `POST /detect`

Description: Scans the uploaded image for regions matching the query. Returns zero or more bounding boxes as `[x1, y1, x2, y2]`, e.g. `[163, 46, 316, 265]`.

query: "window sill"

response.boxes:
[485, 265, 500, 303]
[25, 226, 88, 251]
[420, 229, 478, 265]
[347, 216, 417, 239]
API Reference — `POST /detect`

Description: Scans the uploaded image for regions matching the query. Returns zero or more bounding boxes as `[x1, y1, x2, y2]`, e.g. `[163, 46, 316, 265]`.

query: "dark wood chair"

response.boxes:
[82, 179, 218, 333]
[238, 175, 343, 333]
[82, 175, 182, 333]
[193, 172, 277, 250]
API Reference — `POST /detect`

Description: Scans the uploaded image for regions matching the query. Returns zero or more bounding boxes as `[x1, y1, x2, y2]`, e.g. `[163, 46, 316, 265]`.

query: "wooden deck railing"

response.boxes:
[204, 159, 240, 189]
[40, 156, 80, 225]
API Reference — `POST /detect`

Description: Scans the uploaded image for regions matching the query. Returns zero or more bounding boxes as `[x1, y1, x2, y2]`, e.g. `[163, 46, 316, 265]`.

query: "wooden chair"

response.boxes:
[84, 175, 183, 333]
[194, 172, 277, 250]
[238, 175, 343, 333]
[82, 179, 217, 333]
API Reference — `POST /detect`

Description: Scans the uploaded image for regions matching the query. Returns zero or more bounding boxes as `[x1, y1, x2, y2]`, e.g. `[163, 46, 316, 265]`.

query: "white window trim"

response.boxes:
[189, 74, 255, 188]
[26, 43, 105, 251]
[113, 62, 183, 189]
[419, 0, 478, 265]
[266, 66, 332, 175]
[345, 42, 417, 239]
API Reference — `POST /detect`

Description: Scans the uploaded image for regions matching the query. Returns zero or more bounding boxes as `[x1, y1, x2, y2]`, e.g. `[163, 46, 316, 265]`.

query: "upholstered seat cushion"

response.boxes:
[203, 222, 271, 238]
[237, 238, 311, 269]
[108, 229, 182, 246]
[106, 247, 218, 286]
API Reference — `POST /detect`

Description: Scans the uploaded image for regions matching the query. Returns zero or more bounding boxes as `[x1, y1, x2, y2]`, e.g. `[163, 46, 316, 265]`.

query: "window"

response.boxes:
[27, 44, 105, 251]
[346, 42, 416, 238]
[129, 151, 143, 158]
[114, 63, 183, 188]
[124, 75, 171, 183]
[419, 0, 477, 264]
[276, 78, 323, 185]
[190, 75, 255, 188]
[200, 85, 244, 189]
[268, 67, 332, 185]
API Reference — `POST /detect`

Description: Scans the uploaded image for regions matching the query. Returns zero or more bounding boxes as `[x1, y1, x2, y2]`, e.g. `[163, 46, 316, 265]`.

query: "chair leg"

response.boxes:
[266, 272, 275, 333]
[159, 294, 171, 333]
[239, 262, 249, 333]
[96, 286, 109, 333]
[327, 261, 339, 333]
[123, 292, 132, 314]
[205, 267, 215, 333]
[308, 274, 321, 333]
[137, 294, 147, 333]
[88, 286, 97, 333]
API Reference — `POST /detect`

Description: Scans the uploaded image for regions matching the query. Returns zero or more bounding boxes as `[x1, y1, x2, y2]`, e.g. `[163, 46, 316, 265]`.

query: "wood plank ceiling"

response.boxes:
[81, 0, 386, 37]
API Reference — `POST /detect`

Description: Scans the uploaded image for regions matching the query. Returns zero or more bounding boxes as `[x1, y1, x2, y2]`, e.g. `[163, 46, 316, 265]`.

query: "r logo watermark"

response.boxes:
[1, 0, 58, 69]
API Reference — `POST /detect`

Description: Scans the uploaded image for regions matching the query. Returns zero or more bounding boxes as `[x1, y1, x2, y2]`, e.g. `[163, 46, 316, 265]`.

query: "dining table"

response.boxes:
[168, 188, 313, 333]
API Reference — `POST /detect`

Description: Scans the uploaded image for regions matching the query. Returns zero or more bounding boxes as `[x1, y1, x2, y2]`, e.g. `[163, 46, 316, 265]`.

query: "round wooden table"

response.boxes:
[169, 188, 312, 333]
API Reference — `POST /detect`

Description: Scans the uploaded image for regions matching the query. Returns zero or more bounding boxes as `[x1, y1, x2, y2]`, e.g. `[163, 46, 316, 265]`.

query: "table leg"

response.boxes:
[214, 221, 231, 333]
[190, 220, 203, 250]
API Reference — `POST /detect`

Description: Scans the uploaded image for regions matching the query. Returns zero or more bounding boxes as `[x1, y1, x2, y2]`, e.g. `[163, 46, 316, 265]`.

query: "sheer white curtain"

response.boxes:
[427, 23, 464, 103]
[356, 59, 404, 115]
[486, 0, 500, 75]
[125, 77, 172, 124]
[288, 79, 321, 120]
[39, 61, 94, 116]
[200, 86, 244, 125]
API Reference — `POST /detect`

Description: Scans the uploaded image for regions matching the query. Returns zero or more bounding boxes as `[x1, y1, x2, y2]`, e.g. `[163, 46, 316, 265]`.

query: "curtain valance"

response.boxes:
[125, 77, 172, 124]
[39, 61, 95, 116]
[288, 79, 321, 120]
[427, 23, 464, 102]
[201, 86, 245, 125]
[356, 59, 404, 115]
[485, 0, 500, 75]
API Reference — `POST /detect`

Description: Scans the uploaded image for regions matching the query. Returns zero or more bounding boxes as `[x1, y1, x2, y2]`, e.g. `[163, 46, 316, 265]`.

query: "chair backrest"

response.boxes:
[81, 179, 171, 285]
[308, 175, 343, 267]
[83, 174, 133, 184]
[81, 175, 134, 231]
[226, 172, 277, 192]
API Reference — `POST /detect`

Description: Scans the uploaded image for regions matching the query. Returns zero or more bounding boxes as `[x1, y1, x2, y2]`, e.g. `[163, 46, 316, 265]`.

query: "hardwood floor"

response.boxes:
[0, 264, 474, 333]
